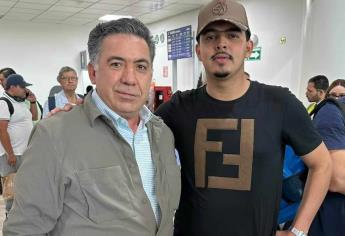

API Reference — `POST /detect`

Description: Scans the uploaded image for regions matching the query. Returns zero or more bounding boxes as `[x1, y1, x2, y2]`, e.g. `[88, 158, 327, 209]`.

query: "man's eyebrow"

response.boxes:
[107, 56, 124, 63]
[107, 56, 150, 65]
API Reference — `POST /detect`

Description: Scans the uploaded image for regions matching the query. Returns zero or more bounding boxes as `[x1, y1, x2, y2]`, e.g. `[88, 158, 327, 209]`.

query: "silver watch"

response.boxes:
[290, 227, 308, 236]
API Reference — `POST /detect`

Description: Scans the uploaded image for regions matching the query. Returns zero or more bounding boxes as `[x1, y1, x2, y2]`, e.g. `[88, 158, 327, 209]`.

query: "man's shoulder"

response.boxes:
[156, 88, 198, 112]
[39, 105, 87, 131]
[250, 81, 292, 103]
[252, 81, 289, 95]
[317, 98, 345, 118]
[171, 88, 199, 102]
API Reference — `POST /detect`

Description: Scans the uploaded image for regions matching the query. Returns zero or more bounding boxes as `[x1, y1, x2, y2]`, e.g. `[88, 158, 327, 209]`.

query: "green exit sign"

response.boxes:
[247, 47, 261, 61]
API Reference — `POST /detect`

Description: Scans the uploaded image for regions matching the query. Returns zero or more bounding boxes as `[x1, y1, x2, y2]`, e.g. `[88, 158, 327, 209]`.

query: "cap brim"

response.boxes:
[24, 82, 32, 87]
[197, 18, 249, 39]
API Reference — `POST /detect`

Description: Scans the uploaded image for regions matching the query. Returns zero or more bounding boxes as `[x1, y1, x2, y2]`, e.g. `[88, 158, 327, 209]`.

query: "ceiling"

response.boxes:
[0, 0, 212, 26]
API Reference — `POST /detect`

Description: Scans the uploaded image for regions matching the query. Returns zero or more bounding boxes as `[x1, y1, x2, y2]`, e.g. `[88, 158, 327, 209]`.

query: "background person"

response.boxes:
[305, 75, 329, 114]
[309, 91, 345, 236]
[0, 74, 37, 215]
[42, 66, 83, 118]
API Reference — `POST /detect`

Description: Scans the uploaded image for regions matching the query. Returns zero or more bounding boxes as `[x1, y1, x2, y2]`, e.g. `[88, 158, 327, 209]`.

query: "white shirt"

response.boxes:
[0, 93, 33, 155]
[42, 90, 82, 118]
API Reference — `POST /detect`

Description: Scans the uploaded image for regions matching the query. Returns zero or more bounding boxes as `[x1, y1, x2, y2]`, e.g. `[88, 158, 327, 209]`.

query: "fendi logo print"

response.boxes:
[194, 119, 254, 190]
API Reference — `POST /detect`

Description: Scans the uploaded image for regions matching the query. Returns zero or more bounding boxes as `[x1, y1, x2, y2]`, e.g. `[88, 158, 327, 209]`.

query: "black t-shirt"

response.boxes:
[155, 81, 322, 236]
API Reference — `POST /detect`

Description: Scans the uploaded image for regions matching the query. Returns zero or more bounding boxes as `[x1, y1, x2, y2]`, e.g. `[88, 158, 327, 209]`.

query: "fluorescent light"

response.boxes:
[98, 15, 133, 22]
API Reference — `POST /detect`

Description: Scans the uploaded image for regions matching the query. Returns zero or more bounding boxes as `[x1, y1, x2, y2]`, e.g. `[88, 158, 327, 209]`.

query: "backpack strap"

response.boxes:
[0, 97, 14, 117]
[312, 97, 345, 119]
[77, 94, 84, 99]
[48, 96, 56, 112]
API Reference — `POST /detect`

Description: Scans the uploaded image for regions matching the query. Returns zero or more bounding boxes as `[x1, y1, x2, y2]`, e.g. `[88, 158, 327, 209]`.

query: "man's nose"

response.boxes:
[216, 34, 228, 50]
[121, 65, 136, 85]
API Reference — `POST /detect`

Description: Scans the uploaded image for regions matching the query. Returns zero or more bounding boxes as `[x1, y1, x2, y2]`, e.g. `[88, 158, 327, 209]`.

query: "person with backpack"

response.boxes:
[308, 80, 345, 236]
[0, 74, 37, 215]
[42, 66, 83, 118]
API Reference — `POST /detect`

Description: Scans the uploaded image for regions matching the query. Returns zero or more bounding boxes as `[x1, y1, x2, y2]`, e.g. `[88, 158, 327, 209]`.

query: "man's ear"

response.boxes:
[245, 39, 254, 58]
[196, 44, 202, 61]
[88, 63, 97, 85]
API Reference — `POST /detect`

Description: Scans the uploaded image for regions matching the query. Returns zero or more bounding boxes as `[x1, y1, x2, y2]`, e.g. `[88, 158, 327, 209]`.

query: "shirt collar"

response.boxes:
[91, 90, 152, 128]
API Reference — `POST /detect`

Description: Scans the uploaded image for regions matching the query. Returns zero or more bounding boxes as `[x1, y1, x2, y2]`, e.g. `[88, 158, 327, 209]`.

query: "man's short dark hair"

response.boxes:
[0, 67, 16, 78]
[308, 75, 329, 92]
[88, 18, 155, 65]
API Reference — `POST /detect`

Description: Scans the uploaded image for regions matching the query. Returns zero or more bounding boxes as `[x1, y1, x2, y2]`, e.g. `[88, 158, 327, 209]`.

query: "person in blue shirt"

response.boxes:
[310, 80, 345, 236]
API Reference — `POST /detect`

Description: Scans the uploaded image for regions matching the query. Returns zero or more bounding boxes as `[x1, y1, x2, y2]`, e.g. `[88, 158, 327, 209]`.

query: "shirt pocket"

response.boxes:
[76, 165, 135, 223]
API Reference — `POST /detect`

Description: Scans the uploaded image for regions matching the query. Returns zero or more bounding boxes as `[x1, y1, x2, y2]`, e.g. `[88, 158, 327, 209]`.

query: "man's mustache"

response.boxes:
[210, 52, 233, 61]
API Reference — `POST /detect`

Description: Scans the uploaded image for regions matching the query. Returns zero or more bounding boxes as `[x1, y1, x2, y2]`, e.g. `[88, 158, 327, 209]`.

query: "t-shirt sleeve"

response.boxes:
[313, 103, 345, 150]
[0, 100, 11, 120]
[281, 89, 322, 156]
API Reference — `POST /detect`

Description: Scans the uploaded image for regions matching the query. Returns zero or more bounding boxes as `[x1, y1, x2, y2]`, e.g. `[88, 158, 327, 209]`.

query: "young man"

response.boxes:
[0, 74, 37, 214]
[42, 66, 84, 118]
[305, 75, 329, 114]
[4, 18, 180, 236]
[155, 0, 331, 235]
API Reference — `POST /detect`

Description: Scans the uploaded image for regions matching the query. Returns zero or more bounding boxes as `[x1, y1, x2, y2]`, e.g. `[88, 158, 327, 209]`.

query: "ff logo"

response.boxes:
[194, 118, 254, 190]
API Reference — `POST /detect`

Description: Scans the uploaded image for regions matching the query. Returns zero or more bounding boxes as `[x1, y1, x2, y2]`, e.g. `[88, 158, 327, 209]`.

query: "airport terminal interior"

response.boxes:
[0, 0, 345, 235]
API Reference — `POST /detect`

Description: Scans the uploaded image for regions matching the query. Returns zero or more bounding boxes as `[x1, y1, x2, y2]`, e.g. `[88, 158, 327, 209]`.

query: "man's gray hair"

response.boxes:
[87, 18, 155, 65]
[57, 66, 77, 82]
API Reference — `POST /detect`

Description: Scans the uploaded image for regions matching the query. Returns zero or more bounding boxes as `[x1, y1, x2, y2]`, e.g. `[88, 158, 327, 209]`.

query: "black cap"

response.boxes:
[6, 74, 32, 89]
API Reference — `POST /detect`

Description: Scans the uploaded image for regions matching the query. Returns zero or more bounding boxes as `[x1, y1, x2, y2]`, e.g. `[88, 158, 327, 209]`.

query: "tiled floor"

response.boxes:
[0, 196, 5, 236]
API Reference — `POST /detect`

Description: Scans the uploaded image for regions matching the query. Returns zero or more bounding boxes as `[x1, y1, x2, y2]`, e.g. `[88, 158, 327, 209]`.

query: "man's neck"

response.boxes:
[123, 114, 140, 133]
[205, 73, 250, 101]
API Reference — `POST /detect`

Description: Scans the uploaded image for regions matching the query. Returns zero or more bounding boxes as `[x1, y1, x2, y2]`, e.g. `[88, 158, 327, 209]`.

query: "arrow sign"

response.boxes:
[247, 47, 261, 61]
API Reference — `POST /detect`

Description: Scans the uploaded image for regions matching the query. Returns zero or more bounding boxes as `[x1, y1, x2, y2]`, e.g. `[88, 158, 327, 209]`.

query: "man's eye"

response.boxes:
[205, 34, 215, 40]
[137, 64, 148, 71]
[228, 33, 240, 39]
[110, 62, 121, 68]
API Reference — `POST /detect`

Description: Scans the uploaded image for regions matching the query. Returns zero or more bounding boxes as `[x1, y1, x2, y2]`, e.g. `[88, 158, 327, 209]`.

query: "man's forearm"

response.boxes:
[30, 102, 38, 121]
[0, 129, 14, 156]
[291, 155, 332, 233]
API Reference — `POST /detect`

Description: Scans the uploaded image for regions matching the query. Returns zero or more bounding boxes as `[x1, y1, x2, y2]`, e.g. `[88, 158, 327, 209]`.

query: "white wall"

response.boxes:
[0, 21, 93, 103]
[299, 0, 345, 105]
[241, 0, 305, 95]
[0, 0, 324, 104]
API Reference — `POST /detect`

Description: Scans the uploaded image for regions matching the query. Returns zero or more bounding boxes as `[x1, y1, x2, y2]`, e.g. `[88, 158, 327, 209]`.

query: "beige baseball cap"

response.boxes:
[197, 0, 250, 40]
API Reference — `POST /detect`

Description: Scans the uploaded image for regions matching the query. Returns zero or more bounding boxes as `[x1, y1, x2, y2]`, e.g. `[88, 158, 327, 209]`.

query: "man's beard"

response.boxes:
[214, 72, 230, 79]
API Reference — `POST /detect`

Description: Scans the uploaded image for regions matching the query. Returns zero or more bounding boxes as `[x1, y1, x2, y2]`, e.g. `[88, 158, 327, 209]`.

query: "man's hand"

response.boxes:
[6, 153, 16, 166]
[276, 230, 294, 236]
[46, 99, 83, 118]
[25, 89, 37, 103]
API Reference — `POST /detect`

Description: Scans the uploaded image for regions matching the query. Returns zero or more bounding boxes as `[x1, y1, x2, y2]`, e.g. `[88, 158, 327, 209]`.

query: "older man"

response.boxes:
[42, 66, 84, 118]
[4, 18, 180, 236]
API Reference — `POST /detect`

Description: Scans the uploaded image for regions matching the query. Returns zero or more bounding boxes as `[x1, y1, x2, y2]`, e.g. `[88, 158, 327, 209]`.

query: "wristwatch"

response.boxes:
[290, 227, 308, 236]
